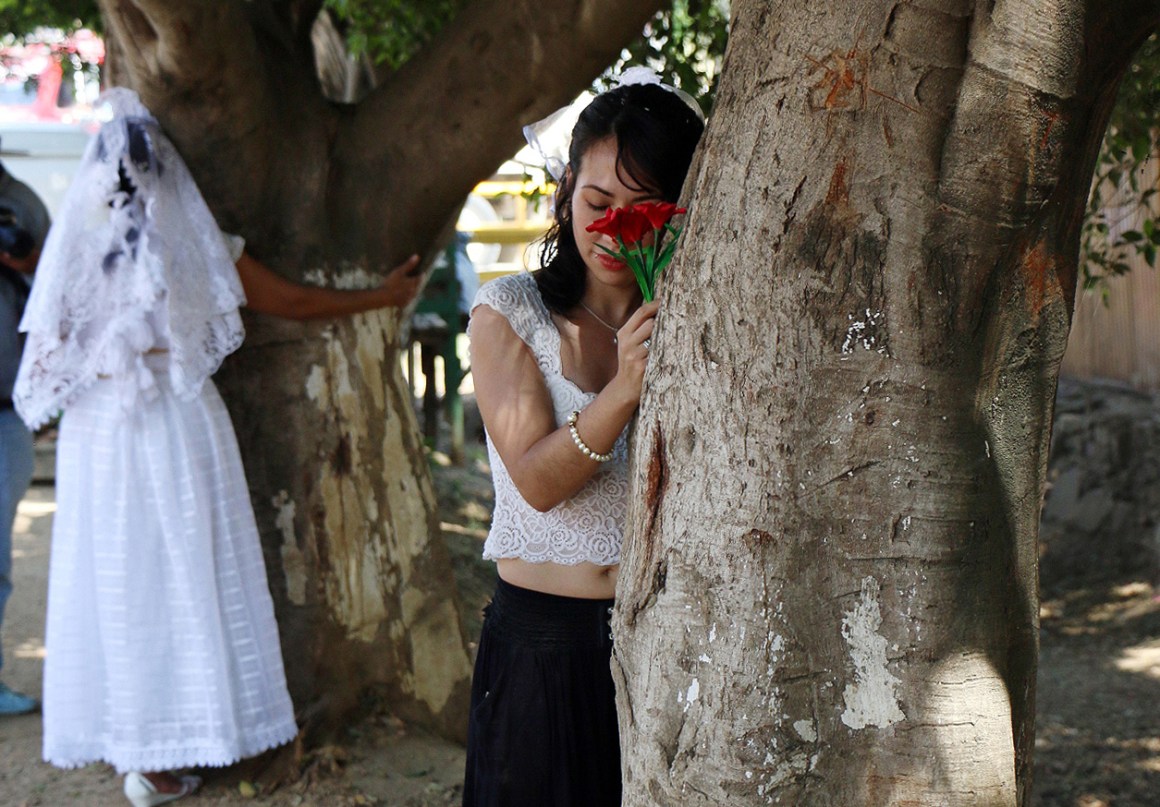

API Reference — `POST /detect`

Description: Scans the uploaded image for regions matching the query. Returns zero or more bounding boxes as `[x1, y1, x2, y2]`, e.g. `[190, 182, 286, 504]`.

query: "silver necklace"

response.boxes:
[579, 301, 623, 344]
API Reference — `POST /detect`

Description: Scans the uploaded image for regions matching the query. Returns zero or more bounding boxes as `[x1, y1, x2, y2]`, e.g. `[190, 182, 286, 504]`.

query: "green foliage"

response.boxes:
[327, 0, 728, 113]
[325, 0, 466, 70]
[328, 0, 728, 208]
[1082, 34, 1160, 291]
[605, 0, 729, 116]
[0, 0, 99, 36]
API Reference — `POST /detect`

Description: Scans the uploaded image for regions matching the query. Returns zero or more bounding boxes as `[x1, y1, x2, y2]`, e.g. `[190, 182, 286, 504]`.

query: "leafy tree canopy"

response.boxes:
[605, 0, 729, 117]
[0, 0, 99, 36]
[325, 0, 727, 114]
[1082, 33, 1160, 290]
[6, 0, 1157, 290]
[2, 0, 727, 109]
[324, 0, 465, 71]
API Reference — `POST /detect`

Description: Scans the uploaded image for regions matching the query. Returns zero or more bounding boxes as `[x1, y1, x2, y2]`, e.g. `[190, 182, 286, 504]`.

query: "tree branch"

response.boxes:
[99, 1, 268, 118]
[99, 0, 665, 276]
[343, 0, 666, 255]
[98, 1, 330, 234]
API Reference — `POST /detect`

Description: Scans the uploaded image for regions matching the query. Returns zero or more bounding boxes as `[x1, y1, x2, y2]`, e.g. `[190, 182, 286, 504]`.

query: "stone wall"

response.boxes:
[1040, 378, 1160, 596]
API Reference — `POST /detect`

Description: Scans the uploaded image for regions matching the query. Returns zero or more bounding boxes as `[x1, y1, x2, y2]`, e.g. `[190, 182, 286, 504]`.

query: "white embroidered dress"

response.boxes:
[15, 90, 296, 773]
[470, 273, 629, 566]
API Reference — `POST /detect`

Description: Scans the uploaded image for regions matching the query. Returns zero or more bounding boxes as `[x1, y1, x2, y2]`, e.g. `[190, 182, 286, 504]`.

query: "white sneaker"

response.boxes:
[123, 771, 202, 807]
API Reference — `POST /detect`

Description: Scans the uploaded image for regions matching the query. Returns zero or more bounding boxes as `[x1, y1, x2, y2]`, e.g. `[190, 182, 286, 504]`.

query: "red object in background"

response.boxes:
[0, 32, 105, 125]
[31, 59, 63, 120]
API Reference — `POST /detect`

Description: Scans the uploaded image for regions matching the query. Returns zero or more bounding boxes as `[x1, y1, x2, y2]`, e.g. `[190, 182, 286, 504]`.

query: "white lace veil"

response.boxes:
[14, 88, 247, 428]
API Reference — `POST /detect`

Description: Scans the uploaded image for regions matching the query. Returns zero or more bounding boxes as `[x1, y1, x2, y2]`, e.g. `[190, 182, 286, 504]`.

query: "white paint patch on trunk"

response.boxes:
[314, 339, 390, 642]
[352, 311, 392, 411]
[755, 751, 811, 798]
[302, 265, 382, 290]
[792, 719, 817, 742]
[682, 678, 700, 712]
[272, 490, 307, 605]
[840, 576, 905, 730]
[305, 364, 328, 403]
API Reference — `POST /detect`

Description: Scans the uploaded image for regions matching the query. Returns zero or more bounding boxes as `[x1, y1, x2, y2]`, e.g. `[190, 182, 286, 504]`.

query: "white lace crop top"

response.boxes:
[469, 272, 629, 566]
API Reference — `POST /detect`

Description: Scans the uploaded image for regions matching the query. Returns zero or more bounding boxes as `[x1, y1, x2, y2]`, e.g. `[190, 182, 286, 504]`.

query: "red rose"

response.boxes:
[616, 207, 653, 244]
[583, 202, 690, 303]
[586, 205, 652, 244]
[585, 206, 620, 238]
[637, 201, 687, 230]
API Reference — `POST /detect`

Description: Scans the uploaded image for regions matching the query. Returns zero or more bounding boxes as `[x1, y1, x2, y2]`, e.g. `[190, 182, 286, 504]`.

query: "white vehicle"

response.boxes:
[0, 31, 102, 216]
[1, 122, 93, 217]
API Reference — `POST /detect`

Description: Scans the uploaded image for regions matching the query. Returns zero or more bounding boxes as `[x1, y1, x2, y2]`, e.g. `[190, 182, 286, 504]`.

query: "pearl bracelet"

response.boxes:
[567, 410, 613, 462]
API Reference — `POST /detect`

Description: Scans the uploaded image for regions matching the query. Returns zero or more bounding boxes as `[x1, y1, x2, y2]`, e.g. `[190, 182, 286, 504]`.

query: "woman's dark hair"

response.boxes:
[534, 83, 705, 313]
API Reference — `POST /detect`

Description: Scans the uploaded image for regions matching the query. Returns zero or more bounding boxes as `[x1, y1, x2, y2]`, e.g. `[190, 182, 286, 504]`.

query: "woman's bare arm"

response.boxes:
[470, 302, 655, 511]
[237, 252, 422, 320]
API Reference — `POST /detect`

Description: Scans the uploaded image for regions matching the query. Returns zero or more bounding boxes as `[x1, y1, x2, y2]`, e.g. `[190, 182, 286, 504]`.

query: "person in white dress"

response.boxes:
[13, 88, 423, 807]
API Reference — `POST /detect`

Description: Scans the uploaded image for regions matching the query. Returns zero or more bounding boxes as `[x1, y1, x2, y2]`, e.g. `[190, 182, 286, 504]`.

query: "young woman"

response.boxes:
[464, 74, 705, 806]
[14, 88, 422, 807]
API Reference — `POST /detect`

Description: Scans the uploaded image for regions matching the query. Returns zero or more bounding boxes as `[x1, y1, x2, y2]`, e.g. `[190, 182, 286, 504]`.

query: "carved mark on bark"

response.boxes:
[1020, 239, 1062, 321]
[626, 425, 670, 627]
[805, 37, 920, 114]
[826, 158, 852, 207]
[889, 513, 906, 544]
[796, 461, 881, 501]
[624, 560, 668, 631]
[1039, 107, 1062, 152]
[644, 424, 668, 535]
[699, 323, 724, 368]
[311, 496, 332, 577]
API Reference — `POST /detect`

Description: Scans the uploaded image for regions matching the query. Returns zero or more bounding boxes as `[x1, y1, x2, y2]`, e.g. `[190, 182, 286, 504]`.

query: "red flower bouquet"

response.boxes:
[585, 201, 687, 302]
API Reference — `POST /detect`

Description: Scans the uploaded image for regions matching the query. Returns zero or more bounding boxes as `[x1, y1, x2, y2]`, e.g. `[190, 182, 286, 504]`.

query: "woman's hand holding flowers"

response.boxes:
[608, 300, 659, 408]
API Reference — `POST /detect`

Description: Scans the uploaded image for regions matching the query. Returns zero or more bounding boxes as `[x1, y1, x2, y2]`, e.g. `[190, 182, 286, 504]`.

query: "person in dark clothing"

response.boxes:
[0, 144, 50, 716]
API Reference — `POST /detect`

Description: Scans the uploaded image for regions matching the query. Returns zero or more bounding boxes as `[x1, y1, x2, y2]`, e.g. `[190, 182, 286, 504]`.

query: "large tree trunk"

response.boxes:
[615, 0, 1157, 803]
[96, 0, 664, 740]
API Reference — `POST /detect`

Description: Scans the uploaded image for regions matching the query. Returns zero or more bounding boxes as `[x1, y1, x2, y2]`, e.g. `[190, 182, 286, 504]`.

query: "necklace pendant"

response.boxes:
[613, 336, 618, 345]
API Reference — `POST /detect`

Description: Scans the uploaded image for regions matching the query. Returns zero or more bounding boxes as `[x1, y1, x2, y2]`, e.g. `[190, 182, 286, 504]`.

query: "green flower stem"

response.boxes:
[596, 224, 685, 303]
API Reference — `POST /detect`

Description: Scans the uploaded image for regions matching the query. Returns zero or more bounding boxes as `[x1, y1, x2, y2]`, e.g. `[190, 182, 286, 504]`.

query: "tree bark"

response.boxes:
[96, 0, 664, 741]
[615, 0, 1156, 803]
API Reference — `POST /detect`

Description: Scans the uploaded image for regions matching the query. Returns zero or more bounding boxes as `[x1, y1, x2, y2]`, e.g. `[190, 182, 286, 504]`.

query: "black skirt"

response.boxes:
[463, 578, 620, 807]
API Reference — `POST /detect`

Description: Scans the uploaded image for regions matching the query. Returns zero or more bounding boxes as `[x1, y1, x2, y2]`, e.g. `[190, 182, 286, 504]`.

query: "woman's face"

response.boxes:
[569, 136, 662, 293]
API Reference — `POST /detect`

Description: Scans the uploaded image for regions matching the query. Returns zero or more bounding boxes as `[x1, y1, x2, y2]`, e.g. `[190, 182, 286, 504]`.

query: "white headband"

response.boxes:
[522, 66, 705, 182]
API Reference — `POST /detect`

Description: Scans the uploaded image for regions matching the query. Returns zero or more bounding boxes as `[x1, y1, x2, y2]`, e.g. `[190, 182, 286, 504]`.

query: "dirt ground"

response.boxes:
[2, 435, 1159, 806]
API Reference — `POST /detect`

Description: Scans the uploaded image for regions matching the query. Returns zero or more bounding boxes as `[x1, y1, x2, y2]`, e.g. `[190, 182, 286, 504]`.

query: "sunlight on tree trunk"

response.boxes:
[614, 1, 1158, 803]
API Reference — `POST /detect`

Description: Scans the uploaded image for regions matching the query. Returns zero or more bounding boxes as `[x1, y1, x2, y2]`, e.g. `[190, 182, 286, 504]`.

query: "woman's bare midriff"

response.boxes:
[497, 558, 619, 600]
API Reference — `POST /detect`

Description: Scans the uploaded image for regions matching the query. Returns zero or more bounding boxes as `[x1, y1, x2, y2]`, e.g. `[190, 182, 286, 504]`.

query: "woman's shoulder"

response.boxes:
[471, 272, 544, 319]
[469, 271, 555, 355]
[474, 270, 536, 302]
